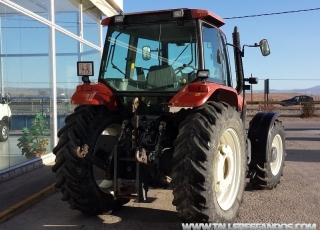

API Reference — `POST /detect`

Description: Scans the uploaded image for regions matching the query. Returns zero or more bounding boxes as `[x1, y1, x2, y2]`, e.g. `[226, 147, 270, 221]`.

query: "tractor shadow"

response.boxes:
[73, 204, 181, 229]
[68, 208, 180, 230]
[285, 149, 320, 162]
[111, 206, 180, 223]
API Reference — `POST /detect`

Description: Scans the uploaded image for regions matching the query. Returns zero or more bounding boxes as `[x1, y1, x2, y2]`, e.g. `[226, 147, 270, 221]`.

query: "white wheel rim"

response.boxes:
[2, 126, 8, 139]
[270, 134, 283, 175]
[213, 128, 241, 211]
[93, 124, 122, 194]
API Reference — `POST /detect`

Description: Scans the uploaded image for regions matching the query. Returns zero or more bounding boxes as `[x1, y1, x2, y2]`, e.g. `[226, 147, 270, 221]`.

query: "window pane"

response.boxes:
[104, 31, 130, 80]
[56, 30, 78, 54]
[0, 4, 51, 169]
[56, 31, 81, 95]
[0, 1, 103, 171]
[56, 32, 101, 128]
[219, 31, 232, 86]
[101, 21, 198, 92]
[83, 5, 100, 46]
[55, 1, 79, 35]
[202, 23, 224, 84]
[11, 0, 51, 20]
[168, 42, 197, 83]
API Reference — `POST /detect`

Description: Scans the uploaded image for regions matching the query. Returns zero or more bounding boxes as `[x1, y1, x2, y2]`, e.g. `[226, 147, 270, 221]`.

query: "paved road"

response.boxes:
[0, 119, 319, 230]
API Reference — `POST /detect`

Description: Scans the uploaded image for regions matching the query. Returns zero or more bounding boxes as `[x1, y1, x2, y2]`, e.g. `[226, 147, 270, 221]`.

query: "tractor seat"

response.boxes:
[146, 65, 175, 88]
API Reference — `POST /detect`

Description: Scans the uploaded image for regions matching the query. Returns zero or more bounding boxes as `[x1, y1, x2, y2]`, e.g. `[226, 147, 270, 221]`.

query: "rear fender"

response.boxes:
[168, 82, 240, 112]
[247, 112, 280, 165]
[71, 82, 118, 111]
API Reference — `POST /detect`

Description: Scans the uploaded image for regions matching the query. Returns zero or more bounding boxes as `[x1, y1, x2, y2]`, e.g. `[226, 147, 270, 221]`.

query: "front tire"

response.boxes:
[52, 105, 128, 214]
[249, 119, 285, 189]
[0, 121, 9, 142]
[171, 102, 246, 222]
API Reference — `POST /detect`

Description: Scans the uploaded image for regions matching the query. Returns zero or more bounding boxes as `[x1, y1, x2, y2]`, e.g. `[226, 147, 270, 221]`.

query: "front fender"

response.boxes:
[71, 82, 118, 111]
[168, 82, 240, 111]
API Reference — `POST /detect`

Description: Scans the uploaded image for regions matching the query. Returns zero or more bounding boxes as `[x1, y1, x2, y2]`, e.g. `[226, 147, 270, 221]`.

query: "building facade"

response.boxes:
[0, 0, 122, 171]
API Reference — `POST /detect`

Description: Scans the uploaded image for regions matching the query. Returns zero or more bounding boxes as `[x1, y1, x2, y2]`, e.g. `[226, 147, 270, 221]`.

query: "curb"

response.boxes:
[0, 153, 56, 184]
[0, 183, 57, 224]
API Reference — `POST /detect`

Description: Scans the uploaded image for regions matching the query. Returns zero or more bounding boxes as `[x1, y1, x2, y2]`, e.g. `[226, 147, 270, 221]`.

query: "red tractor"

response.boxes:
[52, 8, 285, 223]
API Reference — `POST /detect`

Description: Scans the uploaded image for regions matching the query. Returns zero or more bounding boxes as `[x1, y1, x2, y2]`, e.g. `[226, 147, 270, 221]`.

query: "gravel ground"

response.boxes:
[236, 114, 320, 228]
[0, 110, 319, 230]
[247, 108, 320, 121]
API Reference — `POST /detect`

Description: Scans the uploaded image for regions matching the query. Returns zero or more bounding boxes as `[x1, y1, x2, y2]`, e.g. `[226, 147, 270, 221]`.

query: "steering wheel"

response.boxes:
[174, 64, 196, 76]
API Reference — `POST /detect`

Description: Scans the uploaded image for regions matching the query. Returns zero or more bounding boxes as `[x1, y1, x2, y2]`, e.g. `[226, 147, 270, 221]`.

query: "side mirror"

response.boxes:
[259, 39, 270, 56]
[142, 46, 151, 60]
[0, 93, 10, 104]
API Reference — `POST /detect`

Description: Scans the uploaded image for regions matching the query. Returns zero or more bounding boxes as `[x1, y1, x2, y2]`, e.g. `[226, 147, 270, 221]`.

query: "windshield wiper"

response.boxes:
[108, 32, 126, 76]
[112, 63, 126, 76]
[171, 43, 191, 67]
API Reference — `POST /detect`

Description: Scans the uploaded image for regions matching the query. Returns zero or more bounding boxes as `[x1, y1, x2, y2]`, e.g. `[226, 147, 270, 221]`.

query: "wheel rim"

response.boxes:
[270, 134, 283, 175]
[213, 128, 241, 211]
[93, 123, 122, 194]
[2, 125, 8, 139]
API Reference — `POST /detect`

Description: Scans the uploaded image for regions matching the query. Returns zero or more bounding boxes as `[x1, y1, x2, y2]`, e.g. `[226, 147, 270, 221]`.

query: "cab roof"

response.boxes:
[101, 8, 225, 27]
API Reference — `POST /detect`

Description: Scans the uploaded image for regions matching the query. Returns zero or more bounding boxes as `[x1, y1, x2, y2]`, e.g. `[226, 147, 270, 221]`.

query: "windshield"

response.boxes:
[99, 21, 198, 92]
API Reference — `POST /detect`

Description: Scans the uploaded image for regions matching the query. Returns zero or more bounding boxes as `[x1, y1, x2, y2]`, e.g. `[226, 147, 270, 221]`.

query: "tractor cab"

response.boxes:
[99, 9, 230, 94]
[74, 9, 269, 116]
[84, 9, 237, 115]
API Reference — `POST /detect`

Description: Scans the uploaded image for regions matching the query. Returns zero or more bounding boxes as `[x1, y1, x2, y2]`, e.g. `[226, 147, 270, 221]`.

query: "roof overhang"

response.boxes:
[89, 0, 123, 16]
[0, 0, 123, 18]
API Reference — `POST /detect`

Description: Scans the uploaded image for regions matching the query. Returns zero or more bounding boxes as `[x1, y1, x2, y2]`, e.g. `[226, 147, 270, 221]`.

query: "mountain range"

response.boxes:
[254, 85, 320, 95]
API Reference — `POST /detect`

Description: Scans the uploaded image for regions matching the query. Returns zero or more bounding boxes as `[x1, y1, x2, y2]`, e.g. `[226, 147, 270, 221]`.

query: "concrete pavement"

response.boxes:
[0, 117, 319, 228]
[0, 162, 57, 223]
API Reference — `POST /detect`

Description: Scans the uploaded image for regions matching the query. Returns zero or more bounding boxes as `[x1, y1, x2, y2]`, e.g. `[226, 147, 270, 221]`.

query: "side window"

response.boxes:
[202, 23, 224, 84]
[219, 31, 232, 86]
[105, 32, 129, 79]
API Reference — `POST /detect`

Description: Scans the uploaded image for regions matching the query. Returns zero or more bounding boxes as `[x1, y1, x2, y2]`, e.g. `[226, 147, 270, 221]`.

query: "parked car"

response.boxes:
[0, 92, 12, 142]
[280, 95, 314, 106]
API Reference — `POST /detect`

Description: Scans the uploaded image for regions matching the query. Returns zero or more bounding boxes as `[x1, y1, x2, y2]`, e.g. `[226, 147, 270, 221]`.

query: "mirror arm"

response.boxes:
[239, 43, 261, 57]
[226, 43, 243, 57]
[226, 42, 240, 50]
[243, 43, 259, 48]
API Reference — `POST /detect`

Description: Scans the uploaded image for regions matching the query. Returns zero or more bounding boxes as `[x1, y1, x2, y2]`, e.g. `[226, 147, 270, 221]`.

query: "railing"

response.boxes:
[9, 99, 76, 115]
[7, 99, 320, 131]
[8, 99, 75, 131]
[9, 99, 320, 115]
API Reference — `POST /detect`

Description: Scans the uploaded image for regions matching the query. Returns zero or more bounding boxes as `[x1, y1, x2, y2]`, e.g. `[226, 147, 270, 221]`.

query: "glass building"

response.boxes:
[0, 0, 123, 172]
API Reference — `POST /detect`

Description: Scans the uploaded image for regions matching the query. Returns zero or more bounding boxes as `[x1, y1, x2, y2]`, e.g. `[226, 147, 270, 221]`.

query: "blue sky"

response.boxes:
[123, 0, 320, 91]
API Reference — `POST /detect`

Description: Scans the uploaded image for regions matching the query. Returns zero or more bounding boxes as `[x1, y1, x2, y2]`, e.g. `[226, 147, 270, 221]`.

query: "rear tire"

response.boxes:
[171, 102, 246, 222]
[52, 105, 128, 214]
[249, 120, 285, 189]
[0, 121, 9, 142]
